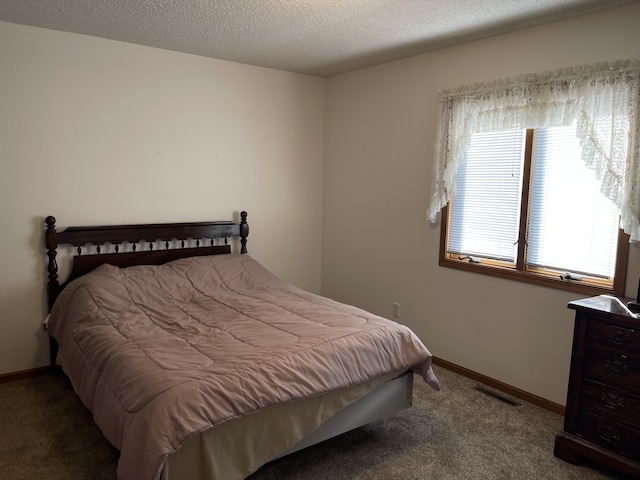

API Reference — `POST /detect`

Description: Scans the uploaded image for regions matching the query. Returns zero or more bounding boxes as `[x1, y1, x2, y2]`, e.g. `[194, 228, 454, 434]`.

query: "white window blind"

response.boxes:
[448, 129, 525, 262]
[527, 126, 620, 278]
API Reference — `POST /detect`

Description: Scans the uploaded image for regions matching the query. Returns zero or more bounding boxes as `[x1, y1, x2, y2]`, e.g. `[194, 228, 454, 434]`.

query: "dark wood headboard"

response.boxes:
[45, 211, 249, 311]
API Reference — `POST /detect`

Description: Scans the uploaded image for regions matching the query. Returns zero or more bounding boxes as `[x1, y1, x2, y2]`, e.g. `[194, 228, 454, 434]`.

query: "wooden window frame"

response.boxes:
[439, 129, 629, 297]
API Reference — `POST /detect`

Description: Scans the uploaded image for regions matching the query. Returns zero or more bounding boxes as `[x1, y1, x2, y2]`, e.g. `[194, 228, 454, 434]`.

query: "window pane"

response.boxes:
[448, 129, 525, 262]
[527, 126, 619, 278]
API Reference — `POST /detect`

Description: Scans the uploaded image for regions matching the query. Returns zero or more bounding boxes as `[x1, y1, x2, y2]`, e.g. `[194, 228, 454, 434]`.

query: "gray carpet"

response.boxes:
[0, 366, 628, 479]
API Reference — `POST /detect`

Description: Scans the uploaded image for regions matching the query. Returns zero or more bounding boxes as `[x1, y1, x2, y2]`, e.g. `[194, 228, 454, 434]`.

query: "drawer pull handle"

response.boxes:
[604, 359, 629, 375]
[611, 331, 630, 346]
[596, 424, 620, 443]
[601, 392, 625, 410]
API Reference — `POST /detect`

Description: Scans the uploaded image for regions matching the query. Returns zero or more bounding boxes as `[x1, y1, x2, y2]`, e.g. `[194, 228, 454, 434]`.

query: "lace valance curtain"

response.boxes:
[427, 59, 640, 241]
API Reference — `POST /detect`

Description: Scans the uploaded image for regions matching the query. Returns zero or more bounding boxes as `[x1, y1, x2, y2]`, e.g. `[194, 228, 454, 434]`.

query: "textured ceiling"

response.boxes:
[0, 0, 638, 77]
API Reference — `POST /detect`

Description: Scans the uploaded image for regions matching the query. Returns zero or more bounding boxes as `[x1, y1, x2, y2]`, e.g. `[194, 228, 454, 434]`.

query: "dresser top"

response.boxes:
[569, 295, 640, 325]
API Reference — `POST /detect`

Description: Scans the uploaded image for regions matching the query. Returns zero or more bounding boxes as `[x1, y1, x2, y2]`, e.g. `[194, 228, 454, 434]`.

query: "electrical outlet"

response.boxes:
[392, 302, 400, 318]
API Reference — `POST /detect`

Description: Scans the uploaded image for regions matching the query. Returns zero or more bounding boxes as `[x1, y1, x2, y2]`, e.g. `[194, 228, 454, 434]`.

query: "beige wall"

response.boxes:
[0, 22, 325, 375]
[3, 5, 640, 406]
[322, 4, 640, 405]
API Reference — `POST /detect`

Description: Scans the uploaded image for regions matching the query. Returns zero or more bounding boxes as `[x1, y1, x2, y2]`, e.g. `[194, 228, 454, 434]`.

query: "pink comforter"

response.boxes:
[49, 254, 440, 480]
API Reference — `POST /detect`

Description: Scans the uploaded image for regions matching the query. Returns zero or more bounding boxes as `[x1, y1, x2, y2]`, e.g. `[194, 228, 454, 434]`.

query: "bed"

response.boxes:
[44, 211, 440, 480]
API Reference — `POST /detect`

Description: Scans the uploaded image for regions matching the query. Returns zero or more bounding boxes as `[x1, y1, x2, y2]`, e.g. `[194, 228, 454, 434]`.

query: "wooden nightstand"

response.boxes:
[554, 295, 640, 478]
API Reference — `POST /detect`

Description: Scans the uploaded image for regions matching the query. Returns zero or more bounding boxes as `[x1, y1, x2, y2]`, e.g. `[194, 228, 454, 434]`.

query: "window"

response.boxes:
[428, 60, 640, 295]
[441, 125, 628, 295]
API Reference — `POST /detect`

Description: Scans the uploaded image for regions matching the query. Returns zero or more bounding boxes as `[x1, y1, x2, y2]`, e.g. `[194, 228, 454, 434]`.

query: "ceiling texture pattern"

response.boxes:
[0, 0, 637, 77]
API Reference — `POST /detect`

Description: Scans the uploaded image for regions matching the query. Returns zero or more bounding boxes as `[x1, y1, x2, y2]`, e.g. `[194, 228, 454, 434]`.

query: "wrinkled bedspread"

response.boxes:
[49, 254, 440, 480]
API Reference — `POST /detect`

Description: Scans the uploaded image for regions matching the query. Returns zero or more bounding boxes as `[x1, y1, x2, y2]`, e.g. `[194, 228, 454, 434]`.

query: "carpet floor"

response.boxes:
[0, 365, 631, 479]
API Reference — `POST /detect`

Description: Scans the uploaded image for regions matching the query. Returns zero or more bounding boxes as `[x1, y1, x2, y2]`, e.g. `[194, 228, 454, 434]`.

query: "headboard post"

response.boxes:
[240, 211, 249, 254]
[45, 216, 59, 312]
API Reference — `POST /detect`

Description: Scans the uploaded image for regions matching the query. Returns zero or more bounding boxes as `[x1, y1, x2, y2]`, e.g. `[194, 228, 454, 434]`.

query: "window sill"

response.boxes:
[439, 256, 621, 296]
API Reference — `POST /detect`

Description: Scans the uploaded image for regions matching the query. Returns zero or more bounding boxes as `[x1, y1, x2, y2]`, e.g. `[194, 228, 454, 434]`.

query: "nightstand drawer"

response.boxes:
[577, 411, 640, 460]
[587, 321, 640, 355]
[581, 381, 640, 427]
[584, 348, 640, 396]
